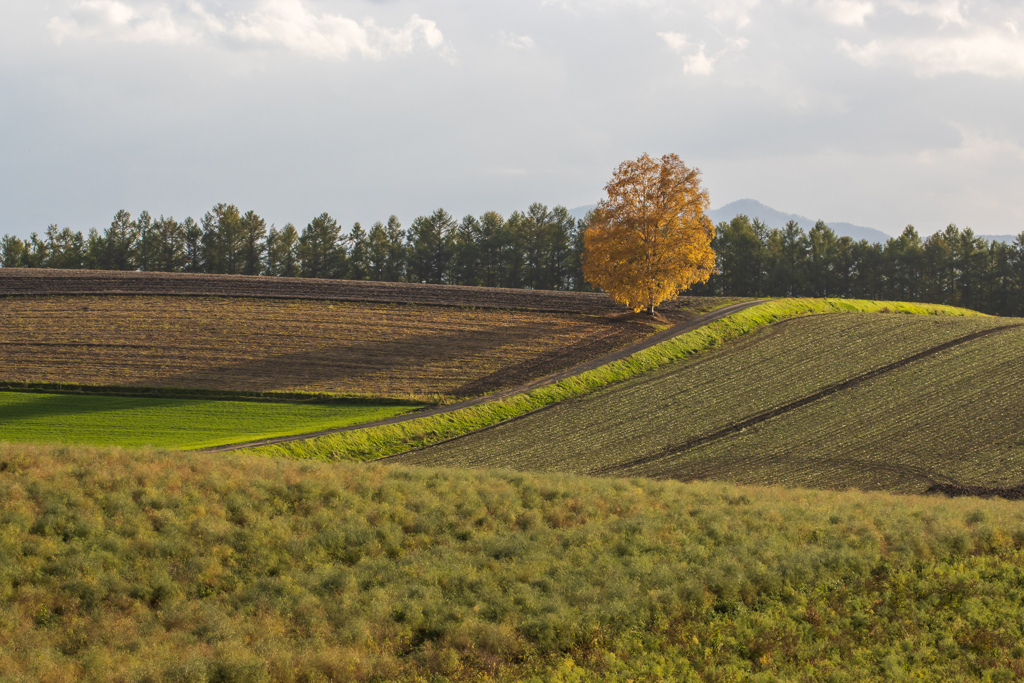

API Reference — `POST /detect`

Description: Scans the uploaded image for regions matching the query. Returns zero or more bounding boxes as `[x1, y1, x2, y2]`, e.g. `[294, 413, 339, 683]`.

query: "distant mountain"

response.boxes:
[707, 199, 891, 244]
[979, 234, 1019, 244]
[568, 199, 892, 244]
[567, 204, 597, 222]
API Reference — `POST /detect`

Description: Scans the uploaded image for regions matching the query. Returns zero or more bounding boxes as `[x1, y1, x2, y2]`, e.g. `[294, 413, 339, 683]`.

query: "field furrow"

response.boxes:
[395, 313, 1024, 493]
[0, 295, 656, 398]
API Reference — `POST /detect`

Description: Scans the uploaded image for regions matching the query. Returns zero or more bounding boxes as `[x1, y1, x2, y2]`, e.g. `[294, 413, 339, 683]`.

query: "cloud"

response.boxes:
[48, 0, 453, 61]
[49, 0, 203, 44]
[840, 28, 1024, 77]
[658, 32, 717, 75]
[890, 0, 967, 28]
[817, 0, 874, 27]
[659, 30, 749, 76]
[498, 32, 535, 50]
[708, 0, 762, 29]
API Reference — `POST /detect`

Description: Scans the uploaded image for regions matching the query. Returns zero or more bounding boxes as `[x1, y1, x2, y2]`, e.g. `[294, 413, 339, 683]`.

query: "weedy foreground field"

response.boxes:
[396, 311, 1024, 494]
[2, 442, 1024, 682]
[0, 392, 420, 449]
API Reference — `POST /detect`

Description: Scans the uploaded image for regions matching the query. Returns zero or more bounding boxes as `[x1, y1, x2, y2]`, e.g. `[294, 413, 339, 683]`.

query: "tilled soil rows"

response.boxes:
[0, 293, 654, 398]
[0, 268, 712, 319]
[397, 313, 1024, 493]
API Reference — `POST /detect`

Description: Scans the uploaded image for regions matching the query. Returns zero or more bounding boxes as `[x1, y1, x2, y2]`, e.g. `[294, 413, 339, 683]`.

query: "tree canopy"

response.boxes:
[582, 153, 716, 313]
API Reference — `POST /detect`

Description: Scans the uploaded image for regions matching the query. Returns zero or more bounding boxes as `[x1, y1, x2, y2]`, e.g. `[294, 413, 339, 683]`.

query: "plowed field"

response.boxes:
[394, 313, 1024, 493]
[0, 295, 655, 398]
[0, 268, 713, 318]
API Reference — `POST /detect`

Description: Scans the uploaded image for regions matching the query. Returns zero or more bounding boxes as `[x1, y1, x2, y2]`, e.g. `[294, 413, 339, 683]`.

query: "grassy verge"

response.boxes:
[2, 442, 1023, 682]
[246, 298, 983, 462]
[0, 392, 422, 449]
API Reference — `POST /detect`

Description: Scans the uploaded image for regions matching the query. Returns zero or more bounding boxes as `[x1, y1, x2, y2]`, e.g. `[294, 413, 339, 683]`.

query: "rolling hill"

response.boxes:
[393, 311, 1024, 495]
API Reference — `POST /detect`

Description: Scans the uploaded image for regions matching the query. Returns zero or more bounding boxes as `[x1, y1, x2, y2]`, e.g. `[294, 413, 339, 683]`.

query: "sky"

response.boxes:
[2, 0, 1023, 240]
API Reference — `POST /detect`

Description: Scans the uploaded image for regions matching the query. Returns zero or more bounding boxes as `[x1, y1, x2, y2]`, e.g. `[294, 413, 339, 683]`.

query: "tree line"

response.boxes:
[0, 203, 588, 291]
[4, 205, 1024, 316]
[691, 215, 1024, 316]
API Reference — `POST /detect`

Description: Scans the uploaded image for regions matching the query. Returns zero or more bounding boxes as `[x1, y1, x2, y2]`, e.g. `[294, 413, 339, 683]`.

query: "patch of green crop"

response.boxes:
[2, 442, 1024, 681]
[0, 391, 421, 449]
[247, 298, 983, 463]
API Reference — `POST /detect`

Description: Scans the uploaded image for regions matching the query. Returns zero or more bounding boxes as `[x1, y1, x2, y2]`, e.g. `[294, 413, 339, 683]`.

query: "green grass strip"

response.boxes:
[244, 298, 984, 462]
[0, 392, 423, 449]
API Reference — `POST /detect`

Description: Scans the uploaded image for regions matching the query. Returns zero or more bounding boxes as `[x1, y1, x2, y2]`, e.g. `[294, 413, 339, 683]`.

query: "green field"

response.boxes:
[393, 312, 1024, 493]
[0, 392, 421, 449]
[3, 442, 1024, 682]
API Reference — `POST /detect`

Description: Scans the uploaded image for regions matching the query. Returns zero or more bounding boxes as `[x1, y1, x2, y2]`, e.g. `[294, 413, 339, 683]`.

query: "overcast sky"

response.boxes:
[2, 0, 1023, 240]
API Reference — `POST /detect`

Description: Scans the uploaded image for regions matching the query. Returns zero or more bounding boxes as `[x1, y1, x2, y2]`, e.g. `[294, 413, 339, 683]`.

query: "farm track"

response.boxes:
[595, 323, 1020, 476]
[202, 300, 767, 452]
[0, 268, 704, 317]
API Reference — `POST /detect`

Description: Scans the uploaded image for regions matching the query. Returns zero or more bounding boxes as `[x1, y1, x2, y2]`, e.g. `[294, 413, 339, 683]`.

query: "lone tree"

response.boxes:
[582, 153, 716, 314]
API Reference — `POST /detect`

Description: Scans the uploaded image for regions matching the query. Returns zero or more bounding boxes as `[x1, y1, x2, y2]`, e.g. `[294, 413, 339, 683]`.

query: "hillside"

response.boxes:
[2, 441, 1023, 681]
[394, 311, 1024, 494]
[0, 269, 725, 400]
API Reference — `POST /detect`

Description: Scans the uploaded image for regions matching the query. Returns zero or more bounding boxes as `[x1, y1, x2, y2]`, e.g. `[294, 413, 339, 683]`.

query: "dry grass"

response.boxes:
[3, 441, 1024, 682]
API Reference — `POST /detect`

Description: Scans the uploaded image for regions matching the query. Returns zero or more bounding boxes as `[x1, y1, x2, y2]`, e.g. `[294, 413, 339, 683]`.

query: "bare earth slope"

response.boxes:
[0, 268, 705, 317]
[0, 269, 725, 398]
[394, 313, 1024, 494]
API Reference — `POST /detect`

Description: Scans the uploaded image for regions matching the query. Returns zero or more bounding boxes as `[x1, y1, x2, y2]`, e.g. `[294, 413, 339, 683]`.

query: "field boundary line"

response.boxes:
[595, 323, 1022, 476]
[201, 300, 768, 452]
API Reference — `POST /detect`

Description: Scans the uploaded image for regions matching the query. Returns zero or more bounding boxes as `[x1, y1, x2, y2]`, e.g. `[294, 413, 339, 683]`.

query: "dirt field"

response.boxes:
[0, 268, 716, 320]
[0, 294, 656, 398]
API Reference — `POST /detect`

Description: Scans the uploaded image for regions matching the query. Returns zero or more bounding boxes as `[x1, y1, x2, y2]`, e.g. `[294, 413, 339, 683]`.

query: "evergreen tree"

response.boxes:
[152, 216, 186, 272]
[240, 210, 267, 276]
[181, 217, 203, 273]
[407, 209, 455, 284]
[134, 211, 156, 271]
[43, 225, 85, 269]
[476, 211, 505, 288]
[1, 235, 27, 267]
[384, 215, 407, 282]
[266, 224, 300, 277]
[201, 204, 246, 274]
[101, 210, 138, 270]
[299, 213, 344, 279]
[348, 222, 370, 280]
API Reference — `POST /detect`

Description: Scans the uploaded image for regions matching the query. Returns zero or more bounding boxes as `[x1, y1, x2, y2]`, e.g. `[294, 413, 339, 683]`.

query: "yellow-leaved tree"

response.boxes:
[582, 153, 716, 314]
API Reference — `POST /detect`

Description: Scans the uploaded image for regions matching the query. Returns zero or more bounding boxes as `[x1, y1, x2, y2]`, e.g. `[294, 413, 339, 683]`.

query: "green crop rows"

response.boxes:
[0, 392, 421, 449]
[248, 299, 981, 463]
[395, 312, 1023, 493]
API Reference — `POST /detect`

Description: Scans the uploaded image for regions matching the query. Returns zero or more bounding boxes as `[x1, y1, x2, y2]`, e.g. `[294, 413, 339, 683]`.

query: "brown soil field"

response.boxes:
[0, 294, 664, 399]
[0, 268, 714, 319]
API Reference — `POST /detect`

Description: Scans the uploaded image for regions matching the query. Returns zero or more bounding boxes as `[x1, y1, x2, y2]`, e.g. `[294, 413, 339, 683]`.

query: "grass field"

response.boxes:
[0, 392, 420, 449]
[2, 442, 1024, 682]
[394, 311, 1024, 494]
[0, 295, 661, 400]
